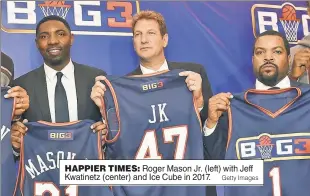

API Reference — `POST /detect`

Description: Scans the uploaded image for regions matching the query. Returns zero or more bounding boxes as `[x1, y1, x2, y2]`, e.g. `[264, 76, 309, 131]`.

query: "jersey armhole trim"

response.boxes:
[13, 135, 25, 196]
[102, 78, 121, 144]
[226, 106, 232, 151]
[11, 95, 16, 121]
[97, 131, 103, 160]
[192, 96, 202, 131]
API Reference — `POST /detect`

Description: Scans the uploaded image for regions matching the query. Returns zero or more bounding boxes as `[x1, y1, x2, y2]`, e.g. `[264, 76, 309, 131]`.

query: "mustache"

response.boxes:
[260, 61, 277, 68]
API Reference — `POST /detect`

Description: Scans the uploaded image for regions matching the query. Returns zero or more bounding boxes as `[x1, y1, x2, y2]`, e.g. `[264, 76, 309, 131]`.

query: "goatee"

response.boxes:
[257, 62, 279, 87]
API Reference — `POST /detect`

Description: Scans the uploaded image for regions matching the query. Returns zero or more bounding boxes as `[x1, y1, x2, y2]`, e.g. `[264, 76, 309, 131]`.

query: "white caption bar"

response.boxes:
[59, 160, 264, 186]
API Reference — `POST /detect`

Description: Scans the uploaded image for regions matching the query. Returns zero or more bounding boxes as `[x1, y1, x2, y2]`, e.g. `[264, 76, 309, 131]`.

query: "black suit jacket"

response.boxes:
[203, 80, 309, 160]
[12, 62, 106, 122]
[128, 61, 213, 123]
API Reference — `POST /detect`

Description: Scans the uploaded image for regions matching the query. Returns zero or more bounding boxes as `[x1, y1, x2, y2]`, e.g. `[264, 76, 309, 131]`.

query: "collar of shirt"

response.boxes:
[44, 60, 75, 81]
[140, 60, 169, 74]
[255, 76, 291, 90]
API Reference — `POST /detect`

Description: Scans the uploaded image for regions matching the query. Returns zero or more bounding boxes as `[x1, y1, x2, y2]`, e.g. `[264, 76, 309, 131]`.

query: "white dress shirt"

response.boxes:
[140, 60, 169, 74]
[203, 76, 291, 136]
[44, 60, 78, 122]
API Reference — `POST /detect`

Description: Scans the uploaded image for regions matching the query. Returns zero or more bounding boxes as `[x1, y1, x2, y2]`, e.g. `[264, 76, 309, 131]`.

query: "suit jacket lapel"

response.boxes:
[73, 63, 87, 119]
[167, 61, 174, 70]
[130, 67, 143, 75]
[35, 66, 51, 121]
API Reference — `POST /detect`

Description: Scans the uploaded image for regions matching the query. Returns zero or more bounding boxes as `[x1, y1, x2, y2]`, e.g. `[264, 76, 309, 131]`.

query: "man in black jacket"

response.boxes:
[91, 10, 213, 124]
[91, 10, 215, 196]
[203, 30, 307, 160]
[11, 15, 106, 156]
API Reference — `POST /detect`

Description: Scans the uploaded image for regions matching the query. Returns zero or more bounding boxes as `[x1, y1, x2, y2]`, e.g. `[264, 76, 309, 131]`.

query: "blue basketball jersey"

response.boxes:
[102, 70, 206, 196]
[1, 87, 17, 196]
[225, 87, 310, 196]
[14, 120, 113, 196]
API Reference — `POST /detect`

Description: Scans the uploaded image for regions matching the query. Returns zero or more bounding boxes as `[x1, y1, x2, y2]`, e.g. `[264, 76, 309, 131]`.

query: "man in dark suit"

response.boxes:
[203, 30, 307, 160]
[10, 16, 106, 156]
[128, 10, 212, 123]
[91, 10, 213, 123]
[91, 10, 215, 196]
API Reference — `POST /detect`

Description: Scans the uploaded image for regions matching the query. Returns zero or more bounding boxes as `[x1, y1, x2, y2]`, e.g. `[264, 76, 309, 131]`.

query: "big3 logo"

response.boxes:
[251, 2, 310, 44]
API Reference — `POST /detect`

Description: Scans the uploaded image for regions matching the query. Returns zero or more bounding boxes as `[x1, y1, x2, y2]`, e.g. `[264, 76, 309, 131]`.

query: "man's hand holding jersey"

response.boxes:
[91, 121, 107, 143]
[206, 93, 233, 129]
[290, 48, 310, 80]
[4, 86, 30, 154]
[179, 71, 204, 109]
[91, 76, 107, 109]
[4, 86, 29, 120]
[11, 119, 28, 151]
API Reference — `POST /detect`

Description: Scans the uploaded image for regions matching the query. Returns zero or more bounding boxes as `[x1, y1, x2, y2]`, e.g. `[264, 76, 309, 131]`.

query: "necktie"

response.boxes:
[55, 72, 69, 122]
[268, 87, 280, 90]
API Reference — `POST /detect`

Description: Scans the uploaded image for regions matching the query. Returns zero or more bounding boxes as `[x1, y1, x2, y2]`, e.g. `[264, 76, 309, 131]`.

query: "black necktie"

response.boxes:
[55, 72, 69, 122]
[268, 87, 280, 90]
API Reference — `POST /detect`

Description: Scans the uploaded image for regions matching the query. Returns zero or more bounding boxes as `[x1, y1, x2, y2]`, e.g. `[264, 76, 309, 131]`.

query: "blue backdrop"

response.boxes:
[1, 1, 309, 94]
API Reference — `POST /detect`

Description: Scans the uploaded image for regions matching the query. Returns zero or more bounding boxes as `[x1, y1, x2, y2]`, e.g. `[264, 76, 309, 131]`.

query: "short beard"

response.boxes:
[257, 64, 279, 87]
[49, 58, 63, 66]
[44, 55, 64, 67]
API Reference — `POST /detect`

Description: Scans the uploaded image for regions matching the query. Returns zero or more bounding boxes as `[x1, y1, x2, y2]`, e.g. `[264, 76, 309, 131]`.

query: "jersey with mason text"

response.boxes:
[14, 120, 113, 196]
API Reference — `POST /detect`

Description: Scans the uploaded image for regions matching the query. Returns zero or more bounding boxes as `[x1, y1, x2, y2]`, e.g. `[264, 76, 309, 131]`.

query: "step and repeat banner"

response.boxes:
[1, 1, 309, 93]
